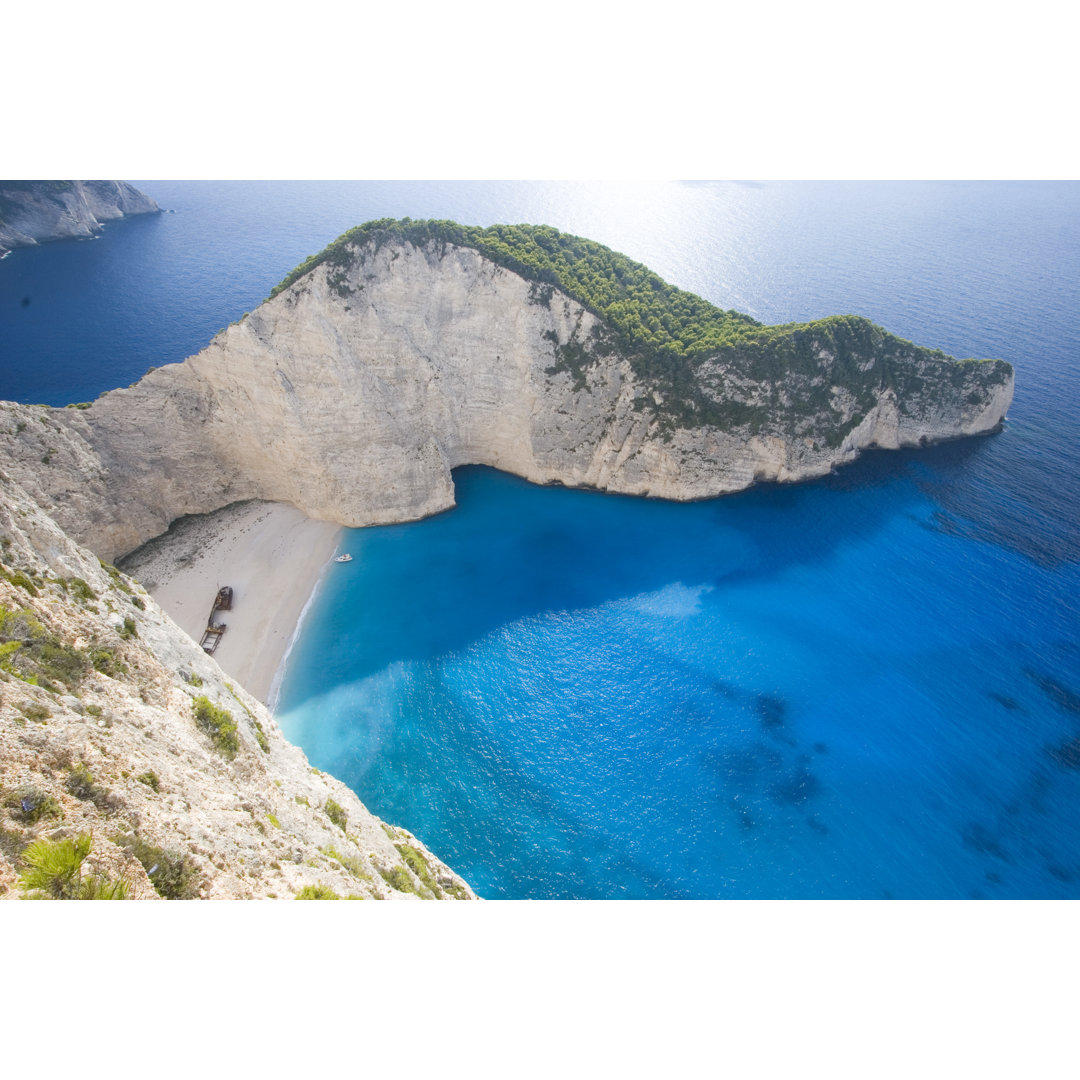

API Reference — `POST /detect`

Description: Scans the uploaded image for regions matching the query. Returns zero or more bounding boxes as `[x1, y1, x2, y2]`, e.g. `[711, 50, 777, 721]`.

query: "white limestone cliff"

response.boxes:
[0, 236, 1013, 564]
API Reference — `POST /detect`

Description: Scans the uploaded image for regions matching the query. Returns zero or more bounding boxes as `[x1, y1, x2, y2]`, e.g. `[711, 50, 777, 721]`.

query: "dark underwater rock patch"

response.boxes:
[770, 766, 821, 806]
[730, 799, 756, 830]
[961, 822, 1010, 862]
[1025, 668, 1080, 716]
[756, 694, 787, 730]
[1046, 862, 1075, 883]
[1046, 735, 1080, 770]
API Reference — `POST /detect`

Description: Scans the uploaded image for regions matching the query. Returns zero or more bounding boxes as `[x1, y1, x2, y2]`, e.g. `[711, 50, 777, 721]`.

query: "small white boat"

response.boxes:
[335, 554, 353, 563]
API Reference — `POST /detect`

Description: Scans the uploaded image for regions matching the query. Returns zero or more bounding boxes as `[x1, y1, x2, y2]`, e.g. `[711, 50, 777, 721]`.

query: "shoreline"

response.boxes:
[119, 501, 343, 705]
[267, 554, 331, 714]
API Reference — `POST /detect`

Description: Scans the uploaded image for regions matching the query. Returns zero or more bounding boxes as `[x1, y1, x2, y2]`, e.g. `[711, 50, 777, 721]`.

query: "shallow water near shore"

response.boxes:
[4, 180, 1079, 898]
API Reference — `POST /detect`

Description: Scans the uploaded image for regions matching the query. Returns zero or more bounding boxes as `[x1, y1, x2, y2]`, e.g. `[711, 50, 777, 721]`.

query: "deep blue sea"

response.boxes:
[3, 181, 1078, 898]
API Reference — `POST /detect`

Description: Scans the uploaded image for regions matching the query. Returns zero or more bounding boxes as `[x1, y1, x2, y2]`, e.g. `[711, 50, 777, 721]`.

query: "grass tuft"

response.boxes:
[119, 834, 200, 899]
[377, 864, 416, 895]
[296, 884, 339, 899]
[192, 696, 239, 759]
[394, 843, 443, 898]
[324, 798, 347, 831]
[6, 785, 62, 824]
[136, 770, 160, 792]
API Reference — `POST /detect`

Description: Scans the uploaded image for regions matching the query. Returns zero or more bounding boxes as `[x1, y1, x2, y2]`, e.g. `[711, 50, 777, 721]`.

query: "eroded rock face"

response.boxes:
[0, 238, 1013, 562]
[0, 468, 475, 900]
[0, 181, 160, 256]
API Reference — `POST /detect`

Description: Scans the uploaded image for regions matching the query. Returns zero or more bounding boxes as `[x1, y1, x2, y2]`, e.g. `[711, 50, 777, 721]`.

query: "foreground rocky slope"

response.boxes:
[0, 180, 160, 257]
[0, 222, 1014, 563]
[0, 467, 476, 900]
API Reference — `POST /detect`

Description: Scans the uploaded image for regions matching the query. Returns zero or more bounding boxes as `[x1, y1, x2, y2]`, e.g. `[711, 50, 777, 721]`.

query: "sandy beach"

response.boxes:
[119, 501, 343, 705]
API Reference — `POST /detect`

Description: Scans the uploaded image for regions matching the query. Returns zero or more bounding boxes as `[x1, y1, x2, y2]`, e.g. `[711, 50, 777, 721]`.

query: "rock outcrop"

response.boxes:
[0, 224, 1014, 563]
[0, 466, 476, 900]
[0, 180, 160, 256]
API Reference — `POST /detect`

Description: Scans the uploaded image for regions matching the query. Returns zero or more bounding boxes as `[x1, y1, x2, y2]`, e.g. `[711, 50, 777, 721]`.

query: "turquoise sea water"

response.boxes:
[3, 181, 1078, 898]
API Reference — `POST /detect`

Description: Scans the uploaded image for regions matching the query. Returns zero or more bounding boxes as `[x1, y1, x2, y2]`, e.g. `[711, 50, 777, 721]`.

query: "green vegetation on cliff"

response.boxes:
[269, 217, 761, 360]
[270, 219, 1012, 438]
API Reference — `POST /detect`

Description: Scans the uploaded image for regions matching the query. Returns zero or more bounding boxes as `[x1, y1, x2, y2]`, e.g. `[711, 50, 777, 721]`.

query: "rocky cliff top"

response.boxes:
[0, 180, 160, 256]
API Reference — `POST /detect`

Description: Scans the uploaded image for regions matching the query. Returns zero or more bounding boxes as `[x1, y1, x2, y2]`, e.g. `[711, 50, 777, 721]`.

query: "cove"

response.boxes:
[274, 461, 1080, 899]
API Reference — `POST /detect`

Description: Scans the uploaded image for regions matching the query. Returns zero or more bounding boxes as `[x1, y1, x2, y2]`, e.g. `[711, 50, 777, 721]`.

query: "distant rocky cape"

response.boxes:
[0, 180, 159, 256]
[0, 220, 1014, 563]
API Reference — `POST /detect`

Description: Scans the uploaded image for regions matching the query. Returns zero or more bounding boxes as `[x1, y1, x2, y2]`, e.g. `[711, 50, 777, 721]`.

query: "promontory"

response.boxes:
[0, 180, 160, 257]
[0, 218, 1014, 563]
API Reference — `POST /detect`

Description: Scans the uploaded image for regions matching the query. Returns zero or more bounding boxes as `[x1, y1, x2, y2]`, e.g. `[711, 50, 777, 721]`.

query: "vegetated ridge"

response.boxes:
[0, 180, 160, 257]
[271, 218, 1014, 443]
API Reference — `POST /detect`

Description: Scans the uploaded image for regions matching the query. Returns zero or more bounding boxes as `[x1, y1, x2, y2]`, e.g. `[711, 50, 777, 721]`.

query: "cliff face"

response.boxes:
[0, 180, 160, 256]
[0, 234, 1014, 563]
[0, 466, 475, 900]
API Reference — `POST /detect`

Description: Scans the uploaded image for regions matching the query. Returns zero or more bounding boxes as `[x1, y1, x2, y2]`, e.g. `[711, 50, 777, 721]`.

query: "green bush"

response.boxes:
[251, 718, 270, 753]
[324, 798, 347, 831]
[324, 846, 372, 883]
[395, 843, 442, 898]
[65, 578, 97, 602]
[78, 875, 130, 899]
[377, 864, 416, 895]
[122, 835, 199, 899]
[0, 604, 87, 690]
[192, 696, 239, 759]
[65, 763, 105, 802]
[18, 833, 90, 898]
[2, 567, 38, 596]
[18, 833, 131, 900]
[89, 646, 125, 677]
[136, 771, 160, 792]
[119, 617, 138, 640]
[7, 786, 62, 824]
[296, 884, 339, 899]
[98, 560, 132, 593]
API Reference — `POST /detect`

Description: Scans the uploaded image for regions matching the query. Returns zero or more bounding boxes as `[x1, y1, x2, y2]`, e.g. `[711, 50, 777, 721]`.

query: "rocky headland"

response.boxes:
[0, 180, 160, 257]
[0, 219, 1013, 564]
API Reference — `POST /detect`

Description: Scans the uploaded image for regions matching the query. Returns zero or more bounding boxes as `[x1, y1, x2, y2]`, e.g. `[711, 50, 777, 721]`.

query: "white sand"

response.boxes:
[119, 501, 343, 705]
